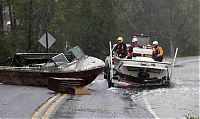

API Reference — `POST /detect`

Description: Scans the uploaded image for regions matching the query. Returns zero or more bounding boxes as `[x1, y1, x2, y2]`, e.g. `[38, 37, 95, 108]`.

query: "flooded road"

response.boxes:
[0, 56, 199, 118]
[51, 57, 199, 118]
[142, 57, 199, 118]
[51, 78, 153, 118]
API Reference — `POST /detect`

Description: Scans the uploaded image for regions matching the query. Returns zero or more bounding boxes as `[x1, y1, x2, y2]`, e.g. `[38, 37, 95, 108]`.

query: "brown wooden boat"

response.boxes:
[0, 46, 105, 87]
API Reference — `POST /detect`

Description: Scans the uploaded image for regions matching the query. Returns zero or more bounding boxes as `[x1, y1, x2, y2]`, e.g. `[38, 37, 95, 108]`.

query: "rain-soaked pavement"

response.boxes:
[51, 56, 199, 118]
[0, 56, 199, 118]
[141, 57, 199, 118]
[0, 85, 52, 118]
[51, 78, 154, 118]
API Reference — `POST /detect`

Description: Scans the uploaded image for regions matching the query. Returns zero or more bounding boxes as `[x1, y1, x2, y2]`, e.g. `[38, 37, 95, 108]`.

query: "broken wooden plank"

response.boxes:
[48, 77, 84, 93]
[74, 87, 92, 95]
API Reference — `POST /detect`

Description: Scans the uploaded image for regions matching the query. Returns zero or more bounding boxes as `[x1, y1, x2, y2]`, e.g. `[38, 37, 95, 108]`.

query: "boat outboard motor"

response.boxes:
[138, 70, 149, 83]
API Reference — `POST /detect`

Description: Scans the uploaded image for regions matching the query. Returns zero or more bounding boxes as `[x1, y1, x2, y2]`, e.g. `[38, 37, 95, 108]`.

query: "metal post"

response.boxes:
[170, 48, 178, 79]
[109, 41, 113, 81]
[46, 32, 48, 53]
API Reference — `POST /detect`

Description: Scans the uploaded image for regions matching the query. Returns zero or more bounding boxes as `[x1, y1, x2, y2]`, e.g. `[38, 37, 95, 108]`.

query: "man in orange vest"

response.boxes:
[152, 41, 164, 62]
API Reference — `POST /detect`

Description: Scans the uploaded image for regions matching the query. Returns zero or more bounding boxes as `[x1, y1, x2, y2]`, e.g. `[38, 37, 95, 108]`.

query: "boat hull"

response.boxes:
[0, 67, 103, 86]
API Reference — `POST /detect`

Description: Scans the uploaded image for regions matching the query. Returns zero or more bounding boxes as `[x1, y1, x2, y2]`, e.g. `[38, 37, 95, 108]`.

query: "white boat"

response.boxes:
[104, 35, 178, 87]
[112, 48, 171, 87]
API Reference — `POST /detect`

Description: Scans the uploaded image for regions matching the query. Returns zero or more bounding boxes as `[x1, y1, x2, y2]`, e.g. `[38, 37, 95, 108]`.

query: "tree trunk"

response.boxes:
[8, 0, 14, 30]
[0, 0, 4, 33]
[27, 0, 32, 52]
[169, 1, 174, 57]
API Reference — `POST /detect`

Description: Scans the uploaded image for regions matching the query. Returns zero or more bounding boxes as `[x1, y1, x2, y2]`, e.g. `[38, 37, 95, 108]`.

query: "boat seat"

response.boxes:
[133, 48, 153, 57]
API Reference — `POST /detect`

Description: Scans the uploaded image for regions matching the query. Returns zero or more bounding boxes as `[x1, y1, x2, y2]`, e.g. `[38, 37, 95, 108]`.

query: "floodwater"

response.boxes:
[52, 56, 199, 118]
[138, 56, 199, 118]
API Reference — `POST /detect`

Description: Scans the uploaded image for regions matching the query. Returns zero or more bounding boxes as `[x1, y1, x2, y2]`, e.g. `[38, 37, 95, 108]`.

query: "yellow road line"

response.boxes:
[32, 93, 61, 119]
[42, 94, 67, 119]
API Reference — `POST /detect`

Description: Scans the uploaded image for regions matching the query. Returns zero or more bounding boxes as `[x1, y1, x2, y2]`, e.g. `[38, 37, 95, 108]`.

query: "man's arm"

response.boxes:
[113, 44, 117, 52]
[158, 47, 164, 57]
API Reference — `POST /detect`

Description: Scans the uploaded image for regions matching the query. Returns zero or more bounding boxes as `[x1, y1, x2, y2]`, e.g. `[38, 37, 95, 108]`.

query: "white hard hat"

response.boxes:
[132, 38, 137, 42]
[153, 41, 158, 45]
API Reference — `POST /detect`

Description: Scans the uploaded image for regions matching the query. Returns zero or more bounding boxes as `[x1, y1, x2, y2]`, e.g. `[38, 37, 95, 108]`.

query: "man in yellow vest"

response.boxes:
[152, 41, 164, 62]
[113, 37, 127, 58]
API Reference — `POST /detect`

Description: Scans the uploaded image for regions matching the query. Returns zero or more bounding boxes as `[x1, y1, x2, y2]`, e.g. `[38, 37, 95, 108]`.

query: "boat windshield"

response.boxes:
[69, 46, 85, 60]
[52, 53, 69, 67]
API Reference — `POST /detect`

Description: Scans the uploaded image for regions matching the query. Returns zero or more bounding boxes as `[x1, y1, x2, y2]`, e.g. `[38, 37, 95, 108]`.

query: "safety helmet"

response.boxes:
[147, 44, 151, 47]
[146, 44, 152, 49]
[132, 37, 137, 42]
[117, 37, 123, 42]
[153, 41, 158, 45]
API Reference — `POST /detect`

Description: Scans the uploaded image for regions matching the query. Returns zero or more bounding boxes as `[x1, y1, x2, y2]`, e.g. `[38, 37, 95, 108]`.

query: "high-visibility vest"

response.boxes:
[153, 46, 164, 57]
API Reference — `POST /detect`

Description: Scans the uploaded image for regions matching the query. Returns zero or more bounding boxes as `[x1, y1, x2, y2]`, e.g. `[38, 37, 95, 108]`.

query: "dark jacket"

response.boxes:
[113, 43, 127, 58]
[127, 43, 141, 58]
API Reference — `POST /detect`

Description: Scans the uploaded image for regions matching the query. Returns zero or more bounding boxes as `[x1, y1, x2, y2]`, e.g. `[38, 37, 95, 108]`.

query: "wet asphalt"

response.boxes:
[142, 57, 199, 118]
[0, 56, 199, 118]
[0, 85, 52, 118]
[51, 57, 199, 118]
[51, 78, 154, 118]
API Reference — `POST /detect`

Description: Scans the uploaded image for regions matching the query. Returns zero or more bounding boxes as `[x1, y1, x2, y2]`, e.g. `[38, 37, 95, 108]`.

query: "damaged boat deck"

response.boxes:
[0, 46, 105, 94]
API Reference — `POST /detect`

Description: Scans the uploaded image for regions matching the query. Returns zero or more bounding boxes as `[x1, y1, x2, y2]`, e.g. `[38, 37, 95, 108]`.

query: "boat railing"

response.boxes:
[0, 66, 43, 70]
